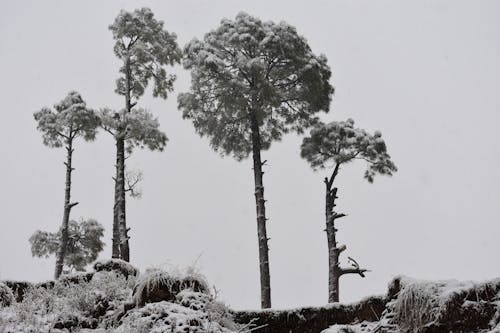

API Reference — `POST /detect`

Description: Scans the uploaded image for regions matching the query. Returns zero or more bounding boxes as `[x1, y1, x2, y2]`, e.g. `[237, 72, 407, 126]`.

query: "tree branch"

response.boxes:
[340, 256, 369, 277]
[67, 202, 79, 209]
[327, 163, 341, 188]
[340, 267, 369, 277]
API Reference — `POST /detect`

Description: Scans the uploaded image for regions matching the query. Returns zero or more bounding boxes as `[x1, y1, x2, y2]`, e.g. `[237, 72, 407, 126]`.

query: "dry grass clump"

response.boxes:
[393, 277, 500, 332]
[132, 267, 210, 306]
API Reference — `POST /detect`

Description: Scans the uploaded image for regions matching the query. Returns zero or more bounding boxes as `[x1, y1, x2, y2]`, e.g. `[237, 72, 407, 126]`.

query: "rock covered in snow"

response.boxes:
[93, 259, 139, 278]
[116, 301, 236, 333]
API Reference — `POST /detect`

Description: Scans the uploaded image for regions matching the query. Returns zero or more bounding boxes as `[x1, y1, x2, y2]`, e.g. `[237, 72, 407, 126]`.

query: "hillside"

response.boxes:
[1, 260, 499, 333]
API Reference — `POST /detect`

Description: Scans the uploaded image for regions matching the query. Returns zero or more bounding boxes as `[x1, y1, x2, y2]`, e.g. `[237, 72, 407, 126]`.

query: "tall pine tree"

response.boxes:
[106, 8, 181, 261]
[178, 12, 334, 308]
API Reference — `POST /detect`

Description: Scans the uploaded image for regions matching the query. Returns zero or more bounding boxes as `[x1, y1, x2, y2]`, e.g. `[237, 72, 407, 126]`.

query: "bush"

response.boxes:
[132, 267, 210, 306]
[9, 271, 134, 331]
[0, 282, 15, 307]
[116, 301, 235, 333]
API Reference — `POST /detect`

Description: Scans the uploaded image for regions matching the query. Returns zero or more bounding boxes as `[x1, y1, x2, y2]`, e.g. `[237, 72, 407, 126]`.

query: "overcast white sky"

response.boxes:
[0, 0, 499, 310]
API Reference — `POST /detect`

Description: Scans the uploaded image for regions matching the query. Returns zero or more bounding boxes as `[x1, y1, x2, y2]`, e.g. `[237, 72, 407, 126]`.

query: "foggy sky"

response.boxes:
[0, 0, 499, 310]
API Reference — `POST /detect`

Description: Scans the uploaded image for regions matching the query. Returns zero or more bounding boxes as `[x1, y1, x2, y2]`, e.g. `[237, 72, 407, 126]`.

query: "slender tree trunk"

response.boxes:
[325, 164, 368, 302]
[112, 136, 124, 259]
[120, 55, 132, 262]
[325, 163, 341, 303]
[54, 136, 78, 279]
[119, 161, 129, 261]
[250, 113, 271, 309]
[113, 55, 132, 261]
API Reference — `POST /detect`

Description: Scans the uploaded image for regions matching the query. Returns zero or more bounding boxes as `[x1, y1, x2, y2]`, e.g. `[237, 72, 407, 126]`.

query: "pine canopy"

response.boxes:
[178, 12, 334, 160]
[33, 91, 100, 147]
[109, 7, 182, 100]
[301, 119, 397, 182]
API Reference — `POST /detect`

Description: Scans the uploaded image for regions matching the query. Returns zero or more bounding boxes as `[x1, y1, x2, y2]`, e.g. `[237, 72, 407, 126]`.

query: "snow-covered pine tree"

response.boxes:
[178, 12, 334, 308]
[33, 91, 100, 278]
[300, 119, 397, 303]
[99, 107, 167, 261]
[106, 8, 181, 262]
[29, 218, 105, 273]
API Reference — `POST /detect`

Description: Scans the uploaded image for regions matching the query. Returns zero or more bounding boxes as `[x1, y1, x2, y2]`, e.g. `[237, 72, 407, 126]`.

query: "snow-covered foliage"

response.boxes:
[109, 7, 181, 100]
[0, 263, 244, 332]
[93, 258, 139, 278]
[178, 12, 334, 160]
[0, 283, 14, 307]
[0, 271, 133, 332]
[29, 219, 105, 272]
[116, 301, 236, 333]
[33, 91, 100, 148]
[99, 107, 167, 153]
[321, 276, 500, 333]
[301, 119, 397, 182]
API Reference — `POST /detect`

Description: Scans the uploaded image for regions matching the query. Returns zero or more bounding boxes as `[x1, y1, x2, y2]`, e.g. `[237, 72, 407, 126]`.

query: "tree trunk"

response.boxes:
[112, 55, 132, 261]
[119, 160, 129, 261]
[54, 137, 77, 279]
[112, 136, 124, 259]
[250, 113, 271, 309]
[325, 163, 341, 303]
[324, 163, 368, 302]
[119, 55, 132, 261]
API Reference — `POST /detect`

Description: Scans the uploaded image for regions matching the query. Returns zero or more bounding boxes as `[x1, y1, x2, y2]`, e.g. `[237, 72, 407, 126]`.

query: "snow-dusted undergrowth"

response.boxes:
[0, 283, 14, 308]
[0, 265, 243, 333]
[116, 300, 235, 333]
[132, 266, 210, 306]
[0, 271, 133, 332]
[322, 276, 500, 333]
[393, 276, 500, 332]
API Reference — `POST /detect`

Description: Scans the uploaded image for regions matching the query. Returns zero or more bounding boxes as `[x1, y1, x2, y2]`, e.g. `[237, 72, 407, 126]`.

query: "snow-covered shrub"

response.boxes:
[58, 271, 133, 319]
[393, 277, 500, 332]
[0, 282, 15, 307]
[175, 290, 239, 331]
[176, 289, 212, 311]
[132, 267, 210, 306]
[116, 301, 235, 333]
[14, 285, 55, 322]
[94, 258, 139, 278]
[205, 299, 240, 331]
[10, 270, 133, 330]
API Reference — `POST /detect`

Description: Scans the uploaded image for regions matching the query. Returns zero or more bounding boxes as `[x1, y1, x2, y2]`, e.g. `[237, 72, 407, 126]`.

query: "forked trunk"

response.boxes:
[250, 113, 271, 309]
[54, 137, 77, 279]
